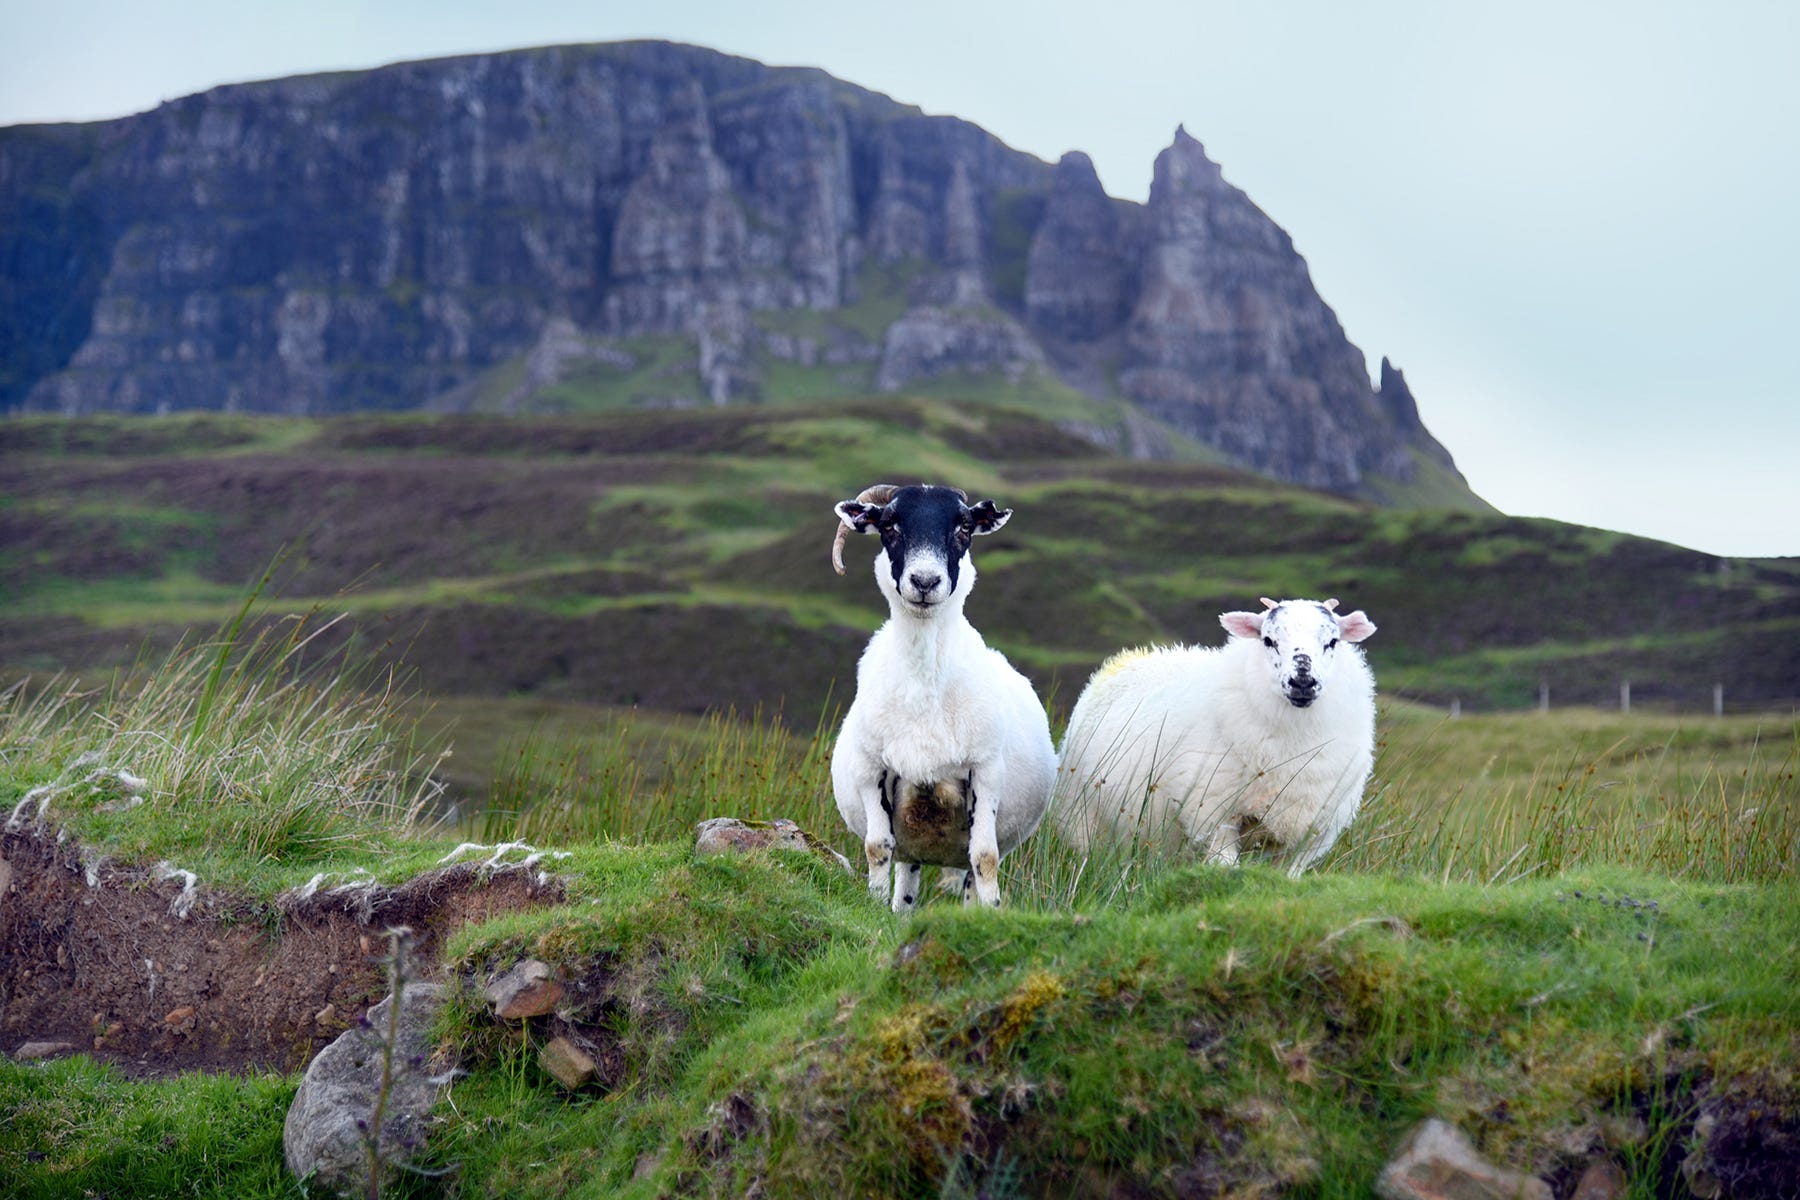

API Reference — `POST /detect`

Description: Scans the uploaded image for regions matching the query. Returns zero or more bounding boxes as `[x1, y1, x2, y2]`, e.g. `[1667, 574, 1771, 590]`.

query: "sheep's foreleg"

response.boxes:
[862, 770, 897, 904]
[966, 767, 1003, 907]
[1204, 818, 1241, 868]
[1283, 788, 1358, 878]
[892, 861, 923, 913]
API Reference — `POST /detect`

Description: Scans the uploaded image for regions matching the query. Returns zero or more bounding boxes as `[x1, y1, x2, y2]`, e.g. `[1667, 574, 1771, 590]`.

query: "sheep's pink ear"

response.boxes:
[1220, 610, 1265, 639]
[1335, 610, 1377, 643]
[834, 500, 881, 533]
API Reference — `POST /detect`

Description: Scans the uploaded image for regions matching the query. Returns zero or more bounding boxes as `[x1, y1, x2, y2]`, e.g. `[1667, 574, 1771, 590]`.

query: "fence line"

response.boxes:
[1435, 680, 1782, 718]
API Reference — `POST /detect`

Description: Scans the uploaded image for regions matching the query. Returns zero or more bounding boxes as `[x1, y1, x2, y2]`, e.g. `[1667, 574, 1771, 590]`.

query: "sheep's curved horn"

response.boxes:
[1260, 597, 1279, 610]
[1323, 598, 1340, 612]
[831, 484, 901, 575]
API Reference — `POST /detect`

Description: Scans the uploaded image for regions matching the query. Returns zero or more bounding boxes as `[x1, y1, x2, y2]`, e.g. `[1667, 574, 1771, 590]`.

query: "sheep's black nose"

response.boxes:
[909, 571, 942, 593]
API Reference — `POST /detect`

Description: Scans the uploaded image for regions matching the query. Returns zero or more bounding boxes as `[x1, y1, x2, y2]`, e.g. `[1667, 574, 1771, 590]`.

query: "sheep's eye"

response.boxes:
[1262, 636, 1275, 649]
[1325, 638, 1339, 651]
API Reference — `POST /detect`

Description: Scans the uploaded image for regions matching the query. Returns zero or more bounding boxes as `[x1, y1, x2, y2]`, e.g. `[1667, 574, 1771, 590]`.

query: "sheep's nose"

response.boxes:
[908, 570, 942, 593]
[1293, 653, 1314, 677]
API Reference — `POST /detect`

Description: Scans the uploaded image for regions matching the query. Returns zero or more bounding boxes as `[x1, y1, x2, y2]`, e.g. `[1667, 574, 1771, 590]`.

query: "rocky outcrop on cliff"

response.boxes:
[1117, 128, 1411, 490]
[0, 41, 1475, 501]
[1024, 152, 1129, 342]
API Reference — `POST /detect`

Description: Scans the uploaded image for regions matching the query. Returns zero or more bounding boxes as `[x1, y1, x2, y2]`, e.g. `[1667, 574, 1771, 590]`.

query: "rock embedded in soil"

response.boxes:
[11, 1040, 75, 1061]
[1570, 1158, 1627, 1200]
[483, 959, 565, 1020]
[538, 1035, 598, 1090]
[283, 982, 450, 1198]
[1375, 1118, 1553, 1200]
[694, 817, 854, 875]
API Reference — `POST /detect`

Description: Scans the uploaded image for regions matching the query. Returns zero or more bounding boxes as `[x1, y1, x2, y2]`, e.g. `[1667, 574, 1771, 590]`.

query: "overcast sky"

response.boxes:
[4, 0, 1796, 557]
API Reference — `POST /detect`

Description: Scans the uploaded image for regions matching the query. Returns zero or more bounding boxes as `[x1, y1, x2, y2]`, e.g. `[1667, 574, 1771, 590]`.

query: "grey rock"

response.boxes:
[695, 817, 853, 874]
[283, 981, 449, 1198]
[1025, 151, 1126, 341]
[1375, 1118, 1553, 1200]
[12, 1040, 75, 1061]
[876, 304, 1046, 392]
[1121, 126, 1415, 490]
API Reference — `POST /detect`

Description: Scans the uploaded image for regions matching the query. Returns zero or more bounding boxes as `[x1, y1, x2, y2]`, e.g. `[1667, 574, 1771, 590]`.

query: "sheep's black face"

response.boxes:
[1220, 599, 1378, 707]
[834, 485, 1011, 617]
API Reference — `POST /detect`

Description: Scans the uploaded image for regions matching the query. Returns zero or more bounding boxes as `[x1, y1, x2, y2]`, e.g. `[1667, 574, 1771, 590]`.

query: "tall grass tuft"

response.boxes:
[1327, 708, 1800, 885]
[476, 700, 1797, 910]
[476, 703, 839, 846]
[0, 586, 445, 887]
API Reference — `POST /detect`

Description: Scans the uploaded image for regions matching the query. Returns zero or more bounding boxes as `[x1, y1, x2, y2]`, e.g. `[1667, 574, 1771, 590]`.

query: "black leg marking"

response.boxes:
[878, 768, 892, 818]
[964, 773, 978, 832]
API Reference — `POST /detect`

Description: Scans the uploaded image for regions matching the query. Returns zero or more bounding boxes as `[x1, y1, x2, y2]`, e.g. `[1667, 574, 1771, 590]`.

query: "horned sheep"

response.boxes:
[1055, 597, 1378, 875]
[828, 484, 1056, 910]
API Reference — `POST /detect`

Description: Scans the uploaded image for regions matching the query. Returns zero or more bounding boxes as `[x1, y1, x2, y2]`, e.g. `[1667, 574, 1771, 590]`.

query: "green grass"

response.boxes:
[0, 1056, 298, 1199]
[473, 696, 1797, 901]
[0, 621, 1796, 1197]
[0, 586, 452, 897]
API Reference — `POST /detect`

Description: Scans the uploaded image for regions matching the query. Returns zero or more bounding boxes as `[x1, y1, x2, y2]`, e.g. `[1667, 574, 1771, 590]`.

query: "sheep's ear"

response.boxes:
[1220, 610, 1265, 639]
[834, 499, 884, 533]
[967, 500, 1011, 536]
[1335, 610, 1377, 643]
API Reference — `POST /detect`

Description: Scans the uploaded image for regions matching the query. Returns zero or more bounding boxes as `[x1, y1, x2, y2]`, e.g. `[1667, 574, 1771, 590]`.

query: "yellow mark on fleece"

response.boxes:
[1093, 646, 1160, 680]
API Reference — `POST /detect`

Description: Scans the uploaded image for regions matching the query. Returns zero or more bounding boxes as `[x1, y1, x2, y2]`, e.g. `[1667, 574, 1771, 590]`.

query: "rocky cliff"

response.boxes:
[0, 40, 1473, 500]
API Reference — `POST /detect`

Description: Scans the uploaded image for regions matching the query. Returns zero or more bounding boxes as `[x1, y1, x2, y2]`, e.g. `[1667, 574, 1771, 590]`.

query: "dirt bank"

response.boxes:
[0, 830, 561, 1075]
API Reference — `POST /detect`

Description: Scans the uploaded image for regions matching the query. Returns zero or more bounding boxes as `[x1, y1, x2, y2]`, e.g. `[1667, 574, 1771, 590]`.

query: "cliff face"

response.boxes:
[0, 40, 1470, 499]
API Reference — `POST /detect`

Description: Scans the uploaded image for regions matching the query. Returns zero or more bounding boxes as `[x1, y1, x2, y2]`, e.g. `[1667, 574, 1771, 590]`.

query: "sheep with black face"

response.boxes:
[1054, 597, 1378, 875]
[829, 484, 1056, 910]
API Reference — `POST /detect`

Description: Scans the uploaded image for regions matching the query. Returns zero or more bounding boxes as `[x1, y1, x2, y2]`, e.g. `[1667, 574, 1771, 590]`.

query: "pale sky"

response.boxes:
[4, 1, 1796, 557]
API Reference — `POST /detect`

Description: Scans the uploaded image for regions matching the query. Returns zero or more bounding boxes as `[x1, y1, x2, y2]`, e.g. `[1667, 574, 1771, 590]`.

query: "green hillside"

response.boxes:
[5, 405, 1792, 756]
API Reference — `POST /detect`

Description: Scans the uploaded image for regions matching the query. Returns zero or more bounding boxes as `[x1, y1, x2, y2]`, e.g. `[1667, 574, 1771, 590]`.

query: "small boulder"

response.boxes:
[12, 1040, 75, 1061]
[1375, 1119, 1552, 1200]
[1571, 1158, 1627, 1200]
[694, 817, 853, 874]
[283, 982, 449, 1198]
[538, 1035, 598, 1090]
[483, 959, 565, 1020]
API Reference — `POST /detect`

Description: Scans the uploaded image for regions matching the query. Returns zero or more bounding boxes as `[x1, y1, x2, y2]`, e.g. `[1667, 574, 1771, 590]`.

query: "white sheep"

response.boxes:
[829, 483, 1057, 910]
[1054, 597, 1378, 875]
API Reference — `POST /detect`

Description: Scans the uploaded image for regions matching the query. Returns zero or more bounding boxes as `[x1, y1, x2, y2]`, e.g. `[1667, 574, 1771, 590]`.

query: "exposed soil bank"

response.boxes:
[0, 830, 560, 1075]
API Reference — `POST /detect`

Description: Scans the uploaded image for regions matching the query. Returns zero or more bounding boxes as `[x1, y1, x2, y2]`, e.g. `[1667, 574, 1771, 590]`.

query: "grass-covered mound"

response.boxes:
[5, 849, 1796, 1198]
[1, 623, 1796, 1197]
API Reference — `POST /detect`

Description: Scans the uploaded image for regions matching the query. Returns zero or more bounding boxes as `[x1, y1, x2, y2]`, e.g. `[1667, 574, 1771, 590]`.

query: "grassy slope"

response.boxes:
[5, 845, 1797, 1198]
[0, 627, 1795, 1198]
[4, 407, 1795, 771]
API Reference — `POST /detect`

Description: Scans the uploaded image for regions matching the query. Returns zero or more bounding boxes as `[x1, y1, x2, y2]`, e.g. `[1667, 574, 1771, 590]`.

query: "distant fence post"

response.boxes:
[1714, 682, 1724, 717]
[1538, 681, 1549, 713]
[1620, 679, 1631, 714]
[1450, 698, 1461, 719]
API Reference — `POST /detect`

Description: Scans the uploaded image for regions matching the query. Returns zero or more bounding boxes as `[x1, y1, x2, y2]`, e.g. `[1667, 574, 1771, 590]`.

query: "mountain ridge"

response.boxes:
[1, 39, 1475, 505]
